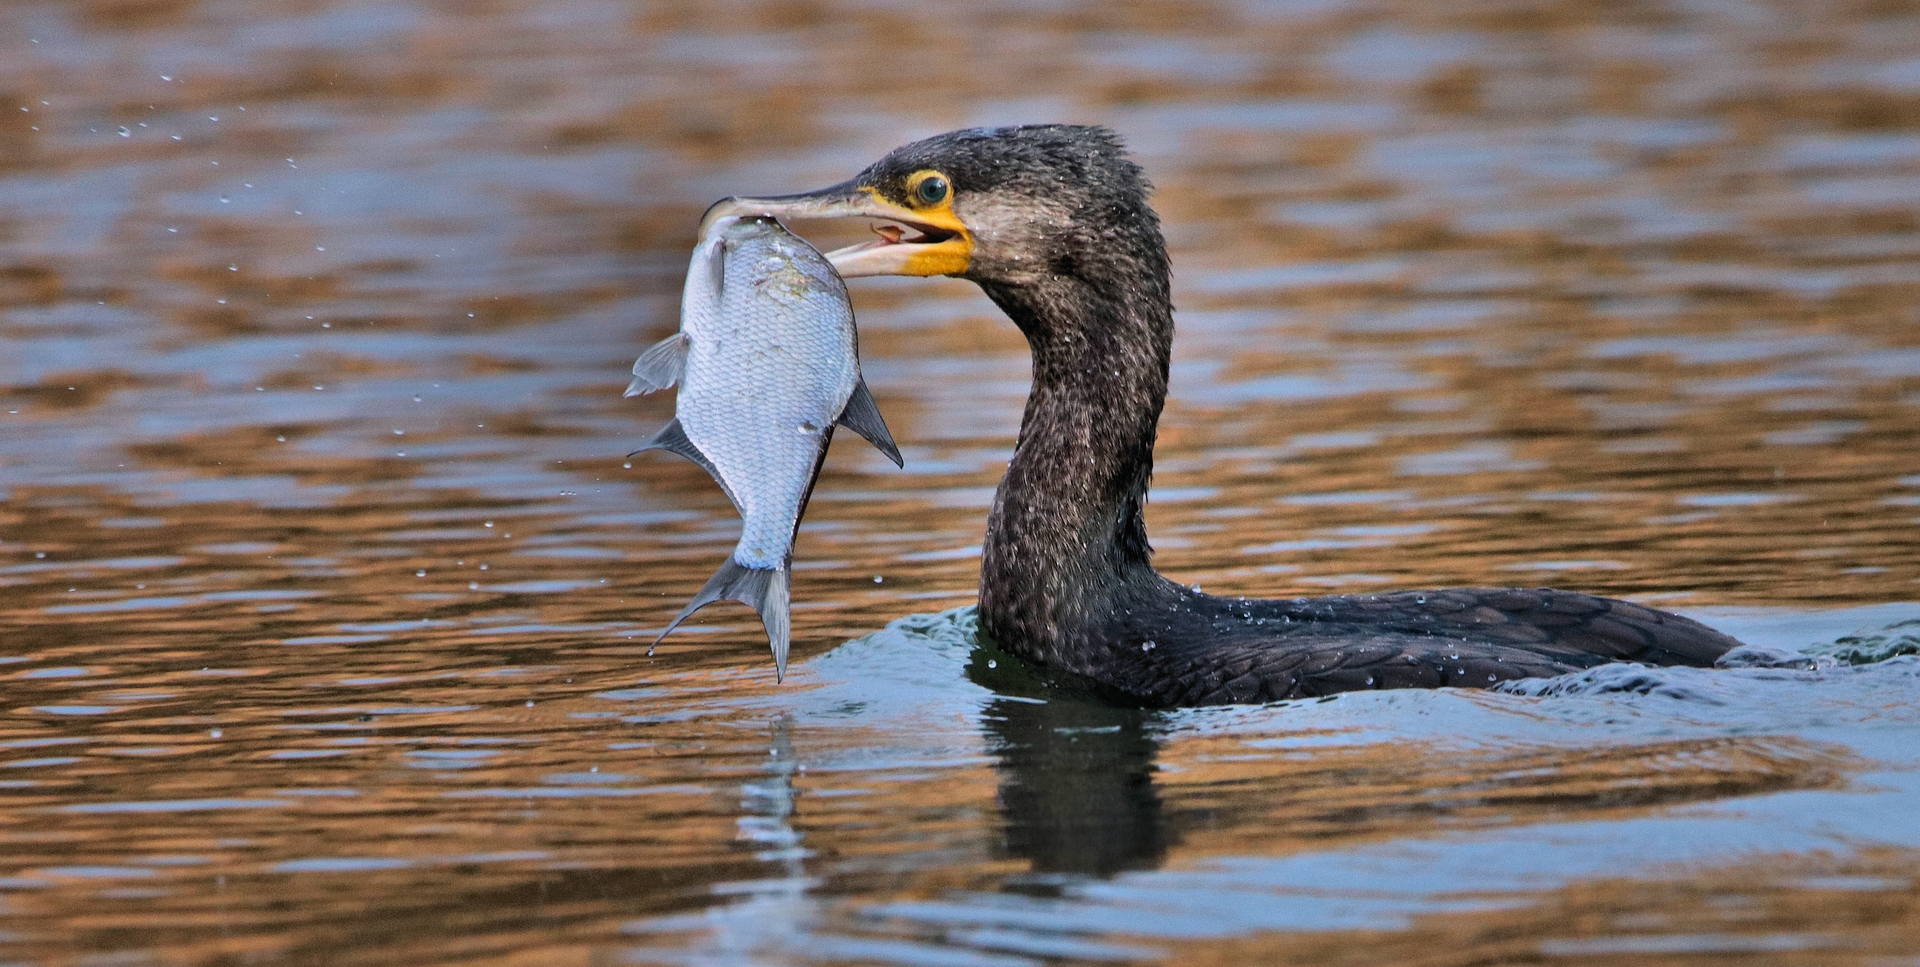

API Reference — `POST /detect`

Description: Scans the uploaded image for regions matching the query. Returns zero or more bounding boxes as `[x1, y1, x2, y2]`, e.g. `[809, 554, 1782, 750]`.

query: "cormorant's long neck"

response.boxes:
[976, 267, 1174, 669]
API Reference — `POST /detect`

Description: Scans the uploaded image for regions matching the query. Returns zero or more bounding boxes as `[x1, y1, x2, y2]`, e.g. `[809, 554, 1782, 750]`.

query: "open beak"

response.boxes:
[700, 183, 972, 278]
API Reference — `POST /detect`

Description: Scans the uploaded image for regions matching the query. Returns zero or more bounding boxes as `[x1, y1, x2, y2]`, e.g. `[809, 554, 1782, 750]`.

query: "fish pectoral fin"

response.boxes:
[653, 558, 792, 681]
[835, 377, 903, 468]
[709, 234, 729, 297]
[625, 333, 691, 397]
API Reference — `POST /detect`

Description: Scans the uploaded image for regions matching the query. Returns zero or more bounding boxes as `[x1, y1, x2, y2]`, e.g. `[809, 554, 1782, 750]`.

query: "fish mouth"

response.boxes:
[701, 185, 972, 278]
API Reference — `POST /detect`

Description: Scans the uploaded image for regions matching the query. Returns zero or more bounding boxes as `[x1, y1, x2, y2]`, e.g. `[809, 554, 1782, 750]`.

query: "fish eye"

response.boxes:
[914, 175, 949, 206]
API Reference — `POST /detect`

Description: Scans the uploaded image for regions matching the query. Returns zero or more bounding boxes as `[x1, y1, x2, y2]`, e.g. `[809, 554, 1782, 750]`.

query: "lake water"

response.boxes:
[2, 0, 1919, 963]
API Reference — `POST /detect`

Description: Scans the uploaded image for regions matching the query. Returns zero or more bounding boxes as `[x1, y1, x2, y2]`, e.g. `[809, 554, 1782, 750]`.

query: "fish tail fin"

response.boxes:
[653, 558, 792, 682]
[836, 377, 903, 468]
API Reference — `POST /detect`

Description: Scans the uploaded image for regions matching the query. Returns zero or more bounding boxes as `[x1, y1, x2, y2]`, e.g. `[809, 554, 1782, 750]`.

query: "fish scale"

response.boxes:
[679, 240, 855, 566]
[624, 215, 903, 679]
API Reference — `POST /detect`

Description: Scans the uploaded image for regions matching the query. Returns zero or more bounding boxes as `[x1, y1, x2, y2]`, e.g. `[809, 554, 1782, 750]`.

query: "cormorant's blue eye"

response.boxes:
[915, 176, 949, 206]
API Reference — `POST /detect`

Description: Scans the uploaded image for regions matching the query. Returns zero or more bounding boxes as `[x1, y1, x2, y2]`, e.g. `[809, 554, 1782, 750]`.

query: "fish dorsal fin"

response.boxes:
[836, 377, 903, 468]
[624, 333, 690, 398]
[653, 558, 792, 681]
[629, 418, 741, 508]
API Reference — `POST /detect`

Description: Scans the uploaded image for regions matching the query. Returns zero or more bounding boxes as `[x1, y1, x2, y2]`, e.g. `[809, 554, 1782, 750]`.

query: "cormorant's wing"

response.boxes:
[1131, 634, 1577, 706]
[1112, 587, 1741, 707]
[1291, 588, 1740, 668]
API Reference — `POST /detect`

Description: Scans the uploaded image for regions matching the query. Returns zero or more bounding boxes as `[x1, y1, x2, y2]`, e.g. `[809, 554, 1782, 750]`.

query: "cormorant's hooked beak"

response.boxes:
[700, 183, 972, 278]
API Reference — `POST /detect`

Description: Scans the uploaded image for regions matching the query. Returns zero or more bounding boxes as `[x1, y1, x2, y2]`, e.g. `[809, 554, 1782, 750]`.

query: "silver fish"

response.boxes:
[626, 214, 902, 679]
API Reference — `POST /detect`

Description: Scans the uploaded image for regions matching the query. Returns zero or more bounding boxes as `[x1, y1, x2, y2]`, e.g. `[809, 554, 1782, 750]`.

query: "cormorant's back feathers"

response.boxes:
[1100, 587, 1739, 706]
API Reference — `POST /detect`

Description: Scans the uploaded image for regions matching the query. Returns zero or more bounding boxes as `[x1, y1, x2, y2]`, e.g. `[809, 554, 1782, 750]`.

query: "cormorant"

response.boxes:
[701, 124, 1741, 706]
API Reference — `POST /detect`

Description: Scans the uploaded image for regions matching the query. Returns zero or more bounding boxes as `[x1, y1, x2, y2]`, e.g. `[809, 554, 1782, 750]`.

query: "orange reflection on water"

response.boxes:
[1, 0, 1918, 964]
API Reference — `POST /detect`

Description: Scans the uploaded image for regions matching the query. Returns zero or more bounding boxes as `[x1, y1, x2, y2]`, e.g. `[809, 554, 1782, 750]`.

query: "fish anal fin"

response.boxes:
[625, 333, 690, 398]
[630, 419, 743, 509]
[653, 558, 792, 681]
[629, 417, 701, 464]
[835, 377, 903, 468]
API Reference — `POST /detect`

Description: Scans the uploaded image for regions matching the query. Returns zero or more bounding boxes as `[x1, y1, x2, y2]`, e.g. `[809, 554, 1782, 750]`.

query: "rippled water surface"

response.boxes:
[4, 0, 1920, 963]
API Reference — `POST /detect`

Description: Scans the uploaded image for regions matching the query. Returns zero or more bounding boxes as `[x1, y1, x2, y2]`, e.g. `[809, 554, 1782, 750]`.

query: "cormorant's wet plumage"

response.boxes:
[707, 124, 1742, 707]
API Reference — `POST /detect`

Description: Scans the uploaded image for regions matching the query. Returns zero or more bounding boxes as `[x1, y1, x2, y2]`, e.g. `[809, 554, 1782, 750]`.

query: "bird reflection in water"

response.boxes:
[968, 646, 1172, 881]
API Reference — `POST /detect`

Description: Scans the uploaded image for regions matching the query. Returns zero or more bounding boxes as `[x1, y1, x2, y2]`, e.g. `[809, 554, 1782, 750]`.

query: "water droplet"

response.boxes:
[622, 461, 632, 469]
[1365, 676, 1374, 686]
[525, 700, 534, 708]
[160, 74, 172, 81]
[412, 395, 422, 402]
[646, 644, 656, 657]
[468, 581, 479, 590]
[415, 570, 426, 577]
[219, 195, 229, 203]
[478, 564, 488, 571]
[35, 552, 46, 559]
[276, 435, 285, 442]
[873, 575, 883, 583]
[484, 521, 494, 528]
[987, 660, 997, 669]
[216, 298, 226, 304]
[209, 729, 222, 738]
[1141, 640, 1157, 652]
[796, 421, 819, 435]
[228, 265, 237, 271]
[117, 126, 130, 137]
[393, 429, 404, 435]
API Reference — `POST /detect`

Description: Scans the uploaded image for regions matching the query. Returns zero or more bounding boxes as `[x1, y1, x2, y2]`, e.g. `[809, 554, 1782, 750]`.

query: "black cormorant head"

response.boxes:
[702, 124, 1165, 290]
